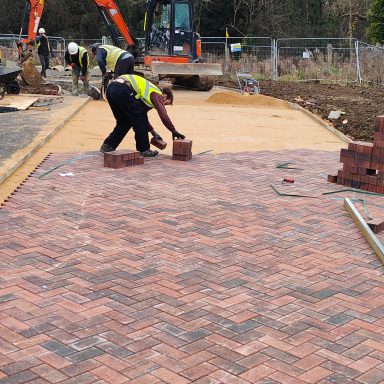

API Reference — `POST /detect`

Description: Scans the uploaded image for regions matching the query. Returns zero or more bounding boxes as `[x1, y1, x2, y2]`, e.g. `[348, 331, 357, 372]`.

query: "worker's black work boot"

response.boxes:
[140, 149, 159, 158]
[100, 144, 115, 153]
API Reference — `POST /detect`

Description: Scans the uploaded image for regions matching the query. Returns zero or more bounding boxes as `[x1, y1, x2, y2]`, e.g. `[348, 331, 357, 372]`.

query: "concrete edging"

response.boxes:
[0, 97, 91, 185]
[288, 102, 353, 144]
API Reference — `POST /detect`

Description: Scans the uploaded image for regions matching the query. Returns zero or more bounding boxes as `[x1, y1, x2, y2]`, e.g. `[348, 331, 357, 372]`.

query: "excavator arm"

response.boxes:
[18, 0, 134, 56]
[92, 0, 135, 47]
[17, 0, 45, 57]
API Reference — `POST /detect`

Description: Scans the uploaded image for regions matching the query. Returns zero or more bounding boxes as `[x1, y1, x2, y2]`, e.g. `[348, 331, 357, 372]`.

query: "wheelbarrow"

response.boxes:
[0, 67, 22, 100]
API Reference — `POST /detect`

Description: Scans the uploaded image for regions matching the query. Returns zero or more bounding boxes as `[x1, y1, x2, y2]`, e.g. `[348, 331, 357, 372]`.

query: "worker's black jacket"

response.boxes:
[36, 35, 51, 57]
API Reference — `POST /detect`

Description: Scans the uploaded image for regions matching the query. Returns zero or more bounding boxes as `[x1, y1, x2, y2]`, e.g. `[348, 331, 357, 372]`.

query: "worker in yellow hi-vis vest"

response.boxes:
[90, 43, 134, 81]
[65, 42, 90, 96]
[100, 74, 185, 157]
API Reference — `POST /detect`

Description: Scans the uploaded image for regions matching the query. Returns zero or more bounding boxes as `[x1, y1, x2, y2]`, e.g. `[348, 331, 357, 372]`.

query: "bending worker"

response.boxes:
[65, 42, 89, 96]
[100, 74, 185, 157]
[36, 28, 53, 78]
[90, 43, 134, 79]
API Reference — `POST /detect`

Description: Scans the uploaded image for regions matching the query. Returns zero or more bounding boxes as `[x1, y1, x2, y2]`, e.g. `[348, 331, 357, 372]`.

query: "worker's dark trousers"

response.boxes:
[114, 56, 135, 78]
[103, 82, 150, 152]
[39, 55, 49, 78]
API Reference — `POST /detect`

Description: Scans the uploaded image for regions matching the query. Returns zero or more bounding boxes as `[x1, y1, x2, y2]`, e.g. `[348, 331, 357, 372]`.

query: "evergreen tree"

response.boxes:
[368, 0, 384, 44]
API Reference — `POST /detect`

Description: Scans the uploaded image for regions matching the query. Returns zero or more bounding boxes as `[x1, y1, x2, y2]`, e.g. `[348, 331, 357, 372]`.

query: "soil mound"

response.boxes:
[258, 81, 384, 142]
[207, 91, 289, 108]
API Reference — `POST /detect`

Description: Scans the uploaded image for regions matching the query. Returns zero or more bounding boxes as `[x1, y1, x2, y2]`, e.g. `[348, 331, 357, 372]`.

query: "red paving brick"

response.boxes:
[0, 149, 384, 383]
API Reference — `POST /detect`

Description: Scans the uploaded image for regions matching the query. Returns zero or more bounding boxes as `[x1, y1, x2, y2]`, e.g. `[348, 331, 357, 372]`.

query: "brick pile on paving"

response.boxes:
[104, 150, 144, 169]
[336, 115, 384, 193]
[0, 150, 384, 383]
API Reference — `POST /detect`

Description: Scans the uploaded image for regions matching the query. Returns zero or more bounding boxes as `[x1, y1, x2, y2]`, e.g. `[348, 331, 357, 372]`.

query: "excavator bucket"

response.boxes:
[20, 57, 44, 87]
[151, 62, 223, 76]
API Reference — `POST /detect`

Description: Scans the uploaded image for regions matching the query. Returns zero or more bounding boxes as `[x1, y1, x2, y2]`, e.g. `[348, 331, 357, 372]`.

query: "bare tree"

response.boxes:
[325, 0, 371, 42]
[194, 0, 216, 32]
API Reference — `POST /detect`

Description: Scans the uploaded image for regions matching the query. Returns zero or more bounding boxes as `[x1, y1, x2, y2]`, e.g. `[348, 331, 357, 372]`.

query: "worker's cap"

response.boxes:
[38, 28, 45, 34]
[90, 42, 101, 54]
[68, 42, 79, 55]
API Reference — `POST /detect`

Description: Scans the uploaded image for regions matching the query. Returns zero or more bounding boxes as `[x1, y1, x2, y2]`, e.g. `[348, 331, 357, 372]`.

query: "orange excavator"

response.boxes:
[17, 0, 45, 58]
[18, 0, 222, 90]
[141, 0, 222, 90]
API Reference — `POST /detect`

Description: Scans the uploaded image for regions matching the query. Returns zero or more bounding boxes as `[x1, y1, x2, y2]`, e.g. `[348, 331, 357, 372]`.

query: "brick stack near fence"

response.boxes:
[331, 116, 384, 193]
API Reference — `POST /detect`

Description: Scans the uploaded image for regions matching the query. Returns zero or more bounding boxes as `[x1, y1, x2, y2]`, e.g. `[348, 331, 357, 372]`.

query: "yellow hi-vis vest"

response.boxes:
[120, 74, 162, 108]
[70, 46, 89, 68]
[100, 45, 125, 71]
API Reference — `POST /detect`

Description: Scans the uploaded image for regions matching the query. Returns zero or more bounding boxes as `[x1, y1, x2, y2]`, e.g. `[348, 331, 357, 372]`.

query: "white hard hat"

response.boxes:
[38, 28, 45, 34]
[68, 42, 79, 55]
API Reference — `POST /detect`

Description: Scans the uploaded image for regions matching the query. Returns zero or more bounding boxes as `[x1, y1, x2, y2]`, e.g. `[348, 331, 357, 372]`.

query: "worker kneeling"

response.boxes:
[100, 75, 185, 157]
[65, 42, 90, 96]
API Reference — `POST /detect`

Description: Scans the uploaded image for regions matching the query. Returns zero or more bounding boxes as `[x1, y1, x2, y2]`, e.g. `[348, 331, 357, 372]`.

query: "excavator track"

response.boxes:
[173, 75, 214, 91]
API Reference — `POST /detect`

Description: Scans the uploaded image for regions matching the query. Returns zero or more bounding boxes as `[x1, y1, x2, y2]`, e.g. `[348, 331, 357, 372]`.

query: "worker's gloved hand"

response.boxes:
[101, 73, 109, 87]
[80, 75, 86, 82]
[172, 130, 185, 140]
[70, 63, 76, 69]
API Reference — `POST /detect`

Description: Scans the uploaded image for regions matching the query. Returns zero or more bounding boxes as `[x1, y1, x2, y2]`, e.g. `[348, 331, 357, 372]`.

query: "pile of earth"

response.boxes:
[216, 78, 384, 142]
[206, 91, 289, 108]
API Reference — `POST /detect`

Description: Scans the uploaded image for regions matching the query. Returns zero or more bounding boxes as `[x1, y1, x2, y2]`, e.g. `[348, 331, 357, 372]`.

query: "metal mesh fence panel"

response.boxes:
[201, 37, 273, 79]
[276, 38, 359, 83]
[2, 33, 383, 86]
[0, 34, 66, 65]
[357, 42, 384, 86]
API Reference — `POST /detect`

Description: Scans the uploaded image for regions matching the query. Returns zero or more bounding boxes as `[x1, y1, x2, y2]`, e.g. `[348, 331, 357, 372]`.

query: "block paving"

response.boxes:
[0, 149, 384, 383]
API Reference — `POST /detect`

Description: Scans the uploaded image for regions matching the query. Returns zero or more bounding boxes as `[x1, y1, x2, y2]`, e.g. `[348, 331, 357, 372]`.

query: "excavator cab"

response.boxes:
[143, 0, 222, 90]
[145, 0, 195, 60]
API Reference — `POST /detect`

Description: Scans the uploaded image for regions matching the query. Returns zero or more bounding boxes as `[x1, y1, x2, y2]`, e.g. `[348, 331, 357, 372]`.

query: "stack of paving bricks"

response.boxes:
[104, 150, 144, 169]
[336, 116, 384, 193]
[173, 139, 192, 161]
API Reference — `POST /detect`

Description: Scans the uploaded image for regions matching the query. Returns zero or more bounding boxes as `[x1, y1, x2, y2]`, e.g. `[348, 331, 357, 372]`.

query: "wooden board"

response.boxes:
[0, 94, 64, 110]
[0, 95, 40, 110]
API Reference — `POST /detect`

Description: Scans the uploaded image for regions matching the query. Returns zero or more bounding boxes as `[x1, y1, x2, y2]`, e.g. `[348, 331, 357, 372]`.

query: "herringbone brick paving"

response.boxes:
[0, 150, 384, 383]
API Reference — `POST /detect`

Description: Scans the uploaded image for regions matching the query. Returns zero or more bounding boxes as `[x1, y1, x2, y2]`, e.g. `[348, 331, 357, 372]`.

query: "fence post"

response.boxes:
[224, 37, 229, 72]
[272, 39, 277, 80]
[355, 40, 362, 84]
